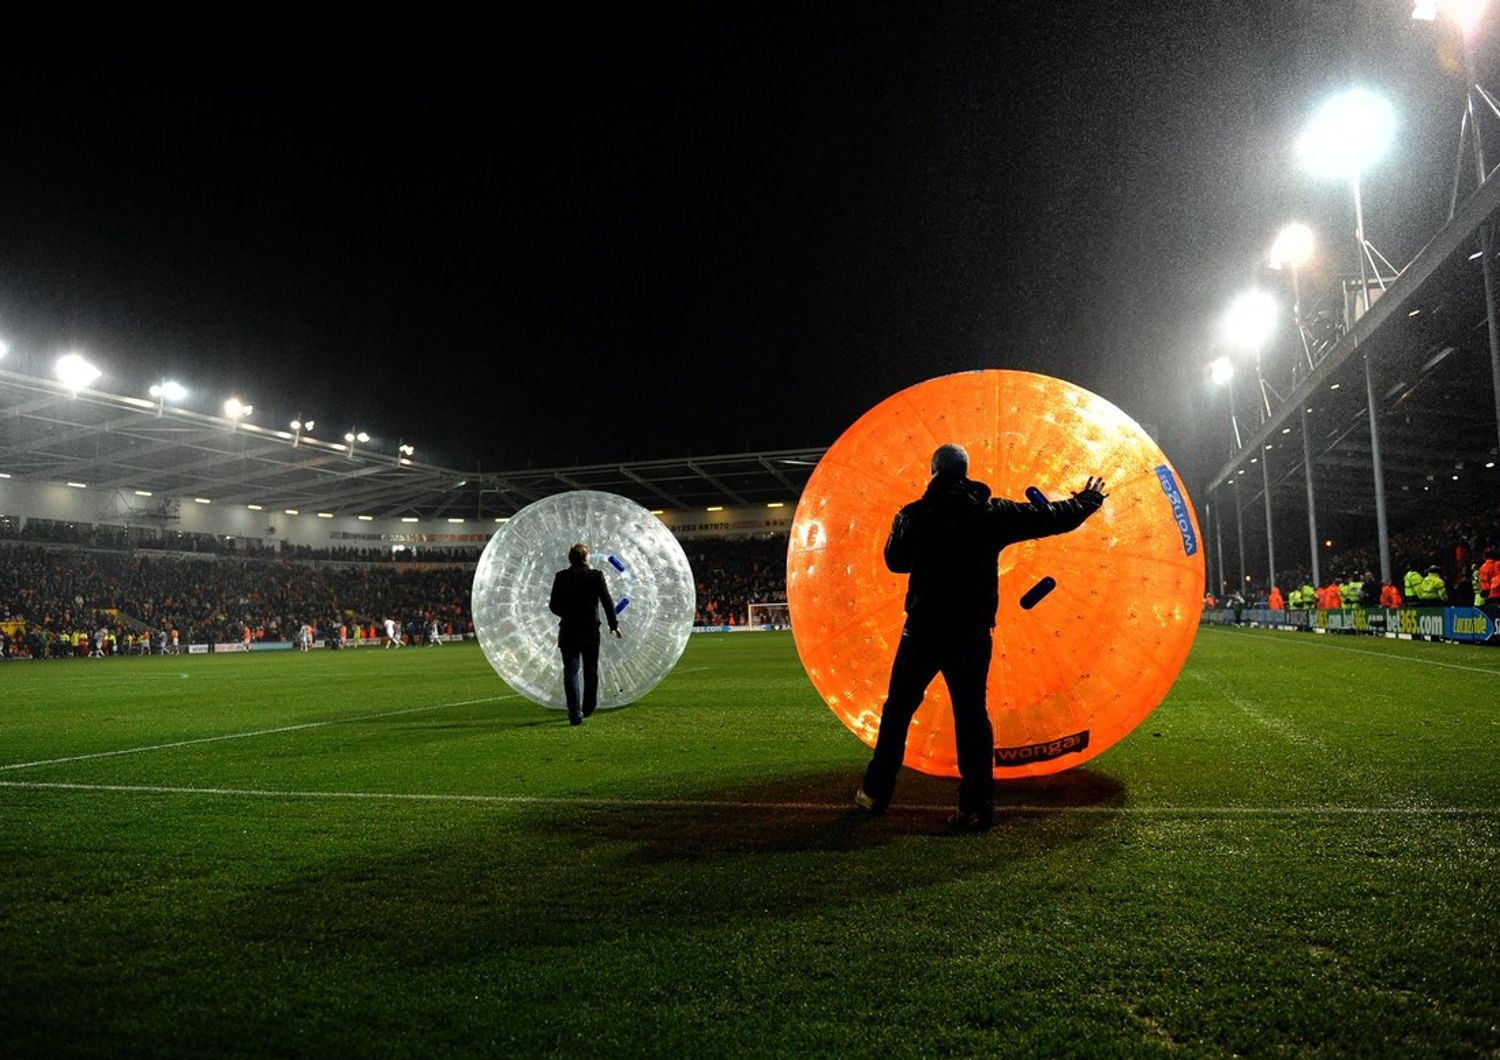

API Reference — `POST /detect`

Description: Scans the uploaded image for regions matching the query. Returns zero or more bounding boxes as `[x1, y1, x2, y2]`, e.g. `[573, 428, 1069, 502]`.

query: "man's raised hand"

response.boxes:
[1075, 476, 1109, 500]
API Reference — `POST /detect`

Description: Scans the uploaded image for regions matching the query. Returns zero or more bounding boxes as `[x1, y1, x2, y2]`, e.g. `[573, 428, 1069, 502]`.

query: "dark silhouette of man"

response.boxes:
[548, 543, 622, 725]
[857, 443, 1107, 831]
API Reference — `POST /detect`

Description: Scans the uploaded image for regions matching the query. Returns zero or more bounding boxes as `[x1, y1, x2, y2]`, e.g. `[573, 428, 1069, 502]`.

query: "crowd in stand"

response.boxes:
[684, 534, 788, 626]
[0, 527, 798, 659]
[1209, 503, 1500, 615]
[0, 545, 472, 659]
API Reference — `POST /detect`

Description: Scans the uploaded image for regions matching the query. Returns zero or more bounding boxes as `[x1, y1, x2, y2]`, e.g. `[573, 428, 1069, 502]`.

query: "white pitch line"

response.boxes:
[0, 694, 520, 772]
[1205, 626, 1500, 676]
[0, 779, 1496, 816]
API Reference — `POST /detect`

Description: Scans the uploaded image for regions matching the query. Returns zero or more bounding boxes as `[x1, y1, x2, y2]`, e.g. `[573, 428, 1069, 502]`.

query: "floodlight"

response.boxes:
[0, 339, 9, 360]
[55, 352, 101, 392]
[398, 443, 415, 456]
[1426, 0, 1488, 34]
[303, 419, 315, 431]
[290, 419, 302, 431]
[1209, 357, 1235, 385]
[223, 397, 253, 419]
[356, 431, 370, 443]
[1296, 89, 1395, 181]
[344, 431, 355, 442]
[149, 380, 188, 402]
[1220, 290, 1280, 354]
[1268, 223, 1315, 271]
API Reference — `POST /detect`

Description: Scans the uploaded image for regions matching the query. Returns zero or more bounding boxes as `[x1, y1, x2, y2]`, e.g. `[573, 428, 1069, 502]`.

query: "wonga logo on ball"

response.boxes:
[785, 370, 1204, 778]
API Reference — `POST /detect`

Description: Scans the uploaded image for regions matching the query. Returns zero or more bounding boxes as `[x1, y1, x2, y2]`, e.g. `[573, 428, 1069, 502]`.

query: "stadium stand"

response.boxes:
[684, 534, 788, 626]
[0, 527, 799, 658]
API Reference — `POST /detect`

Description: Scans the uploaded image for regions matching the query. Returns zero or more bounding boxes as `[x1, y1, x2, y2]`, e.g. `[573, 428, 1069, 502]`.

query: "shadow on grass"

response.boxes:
[212, 767, 1129, 963]
[532, 766, 1127, 860]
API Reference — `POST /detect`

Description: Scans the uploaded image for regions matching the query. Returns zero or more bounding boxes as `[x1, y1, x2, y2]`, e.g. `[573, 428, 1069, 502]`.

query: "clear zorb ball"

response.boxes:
[471, 490, 696, 710]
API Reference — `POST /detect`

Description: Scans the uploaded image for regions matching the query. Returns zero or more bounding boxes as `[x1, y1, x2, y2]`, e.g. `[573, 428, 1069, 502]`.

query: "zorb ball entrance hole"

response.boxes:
[786, 370, 1204, 778]
[472, 490, 696, 710]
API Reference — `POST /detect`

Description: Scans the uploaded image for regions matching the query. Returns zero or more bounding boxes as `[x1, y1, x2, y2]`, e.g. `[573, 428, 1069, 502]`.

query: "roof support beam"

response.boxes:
[619, 467, 689, 509]
[686, 461, 748, 506]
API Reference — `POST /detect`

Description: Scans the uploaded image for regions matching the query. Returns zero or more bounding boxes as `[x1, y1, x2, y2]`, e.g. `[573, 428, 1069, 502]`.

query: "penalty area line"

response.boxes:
[0, 694, 521, 772]
[0, 780, 1496, 816]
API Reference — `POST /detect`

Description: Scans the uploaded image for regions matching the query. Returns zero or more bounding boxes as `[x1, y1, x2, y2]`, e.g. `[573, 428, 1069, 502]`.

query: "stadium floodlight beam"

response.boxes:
[55, 352, 102, 393]
[149, 380, 187, 417]
[1220, 289, 1279, 359]
[1269, 224, 1318, 374]
[1296, 87, 1396, 587]
[290, 415, 316, 446]
[1270, 221, 1325, 588]
[1268, 222, 1314, 272]
[343, 428, 371, 457]
[1207, 357, 1242, 458]
[0, 338, 8, 360]
[395, 441, 415, 467]
[1295, 88, 1395, 186]
[1427, 0, 1488, 34]
[1220, 289, 1281, 430]
[1208, 352, 1258, 592]
[223, 397, 253, 424]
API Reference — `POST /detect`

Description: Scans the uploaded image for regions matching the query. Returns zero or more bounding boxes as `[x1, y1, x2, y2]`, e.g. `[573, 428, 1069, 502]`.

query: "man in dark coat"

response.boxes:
[548, 543, 622, 725]
[857, 443, 1107, 831]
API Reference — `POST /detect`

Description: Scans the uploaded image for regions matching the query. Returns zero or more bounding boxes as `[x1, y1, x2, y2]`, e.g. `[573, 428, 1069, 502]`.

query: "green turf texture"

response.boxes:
[2, 628, 1497, 1057]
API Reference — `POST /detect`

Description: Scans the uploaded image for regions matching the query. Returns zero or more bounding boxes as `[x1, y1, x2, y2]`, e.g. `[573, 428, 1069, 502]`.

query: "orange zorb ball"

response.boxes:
[786, 370, 1204, 778]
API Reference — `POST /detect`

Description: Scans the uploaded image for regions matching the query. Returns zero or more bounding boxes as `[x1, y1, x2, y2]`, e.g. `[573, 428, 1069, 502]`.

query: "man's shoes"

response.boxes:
[854, 787, 886, 815]
[568, 715, 583, 726]
[582, 705, 596, 719]
[946, 809, 993, 833]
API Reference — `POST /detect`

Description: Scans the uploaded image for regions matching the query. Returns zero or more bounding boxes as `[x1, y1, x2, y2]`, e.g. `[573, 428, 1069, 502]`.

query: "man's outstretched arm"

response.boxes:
[990, 476, 1108, 541]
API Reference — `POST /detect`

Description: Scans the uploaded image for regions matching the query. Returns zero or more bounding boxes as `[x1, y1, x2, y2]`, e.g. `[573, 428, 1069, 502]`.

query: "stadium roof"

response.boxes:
[0, 368, 826, 518]
[1208, 163, 1500, 529]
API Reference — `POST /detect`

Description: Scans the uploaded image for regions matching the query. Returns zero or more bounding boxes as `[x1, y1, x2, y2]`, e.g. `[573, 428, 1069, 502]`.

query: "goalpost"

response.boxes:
[746, 601, 790, 630]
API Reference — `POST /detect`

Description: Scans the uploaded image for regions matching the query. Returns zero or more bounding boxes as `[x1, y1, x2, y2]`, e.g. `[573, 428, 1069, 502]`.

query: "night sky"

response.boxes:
[0, 4, 1485, 490]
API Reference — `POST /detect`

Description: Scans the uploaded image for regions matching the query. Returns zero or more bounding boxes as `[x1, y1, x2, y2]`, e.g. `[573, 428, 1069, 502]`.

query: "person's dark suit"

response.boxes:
[863, 473, 1105, 820]
[548, 560, 619, 722]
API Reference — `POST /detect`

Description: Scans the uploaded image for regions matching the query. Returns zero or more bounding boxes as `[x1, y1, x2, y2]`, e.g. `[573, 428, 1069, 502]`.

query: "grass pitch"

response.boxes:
[2, 629, 1497, 1057]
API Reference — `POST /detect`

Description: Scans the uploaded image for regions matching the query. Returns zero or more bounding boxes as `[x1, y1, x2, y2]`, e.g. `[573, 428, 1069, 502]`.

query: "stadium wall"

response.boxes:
[655, 506, 792, 539]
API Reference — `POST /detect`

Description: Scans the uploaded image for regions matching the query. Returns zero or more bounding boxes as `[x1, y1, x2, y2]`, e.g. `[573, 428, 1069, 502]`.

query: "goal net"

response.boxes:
[746, 601, 791, 630]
